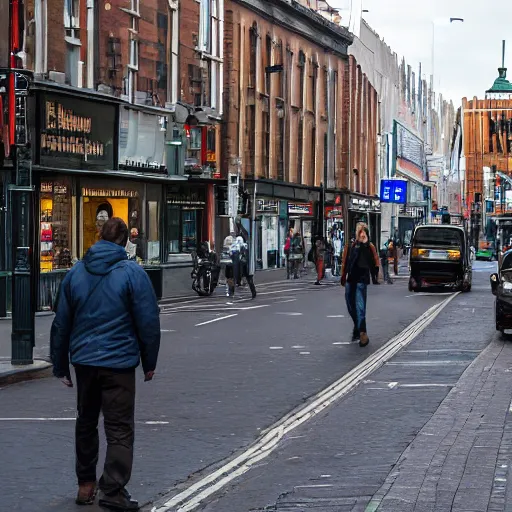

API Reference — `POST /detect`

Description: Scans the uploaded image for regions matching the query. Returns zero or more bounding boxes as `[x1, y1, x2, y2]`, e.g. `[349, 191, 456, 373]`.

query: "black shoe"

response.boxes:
[314, 281, 321, 285]
[99, 489, 139, 511]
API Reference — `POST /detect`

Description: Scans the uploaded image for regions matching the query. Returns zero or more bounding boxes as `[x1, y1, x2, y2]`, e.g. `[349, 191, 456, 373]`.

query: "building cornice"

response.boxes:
[233, 0, 354, 56]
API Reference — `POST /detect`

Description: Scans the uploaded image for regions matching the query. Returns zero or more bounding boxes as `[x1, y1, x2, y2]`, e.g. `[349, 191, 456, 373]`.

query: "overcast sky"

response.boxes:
[331, 0, 510, 107]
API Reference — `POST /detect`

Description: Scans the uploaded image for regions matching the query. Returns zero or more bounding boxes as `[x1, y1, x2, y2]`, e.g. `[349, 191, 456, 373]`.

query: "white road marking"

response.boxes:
[276, 312, 303, 316]
[388, 382, 398, 389]
[292, 345, 306, 349]
[195, 314, 238, 327]
[0, 418, 76, 421]
[327, 315, 345, 318]
[299, 352, 311, 355]
[269, 347, 284, 350]
[145, 421, 170, 425]
[294, 484, 333, 489]
[333, 342, 352, 345]
[152, 292, 459, 512]
[160, 330, 175, 333]
[405, 292, 454, 298]
[274, 299, 298, 304]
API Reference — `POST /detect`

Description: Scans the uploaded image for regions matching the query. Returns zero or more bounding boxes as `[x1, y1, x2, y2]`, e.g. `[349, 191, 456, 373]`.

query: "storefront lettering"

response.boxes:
[41, 182, 53, 193]
[288, 202, 313, 216]
[82, 188, 138, 198]
[41, 101, 105, 159]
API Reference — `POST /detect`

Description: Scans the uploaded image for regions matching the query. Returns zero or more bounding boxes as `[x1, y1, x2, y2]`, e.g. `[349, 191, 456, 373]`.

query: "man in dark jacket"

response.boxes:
[51, 218, 160, 511]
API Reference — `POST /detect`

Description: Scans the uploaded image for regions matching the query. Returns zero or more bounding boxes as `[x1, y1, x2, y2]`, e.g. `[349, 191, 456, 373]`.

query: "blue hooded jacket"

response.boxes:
[50, 240, 161, 378]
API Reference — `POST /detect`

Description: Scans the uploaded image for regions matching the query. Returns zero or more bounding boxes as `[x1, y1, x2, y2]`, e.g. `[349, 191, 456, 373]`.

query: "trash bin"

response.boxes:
[144, 266, 163, 301]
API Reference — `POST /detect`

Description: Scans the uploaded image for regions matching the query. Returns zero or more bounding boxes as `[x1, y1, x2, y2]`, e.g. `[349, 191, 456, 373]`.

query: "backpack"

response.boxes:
[307, 246, 315, 263]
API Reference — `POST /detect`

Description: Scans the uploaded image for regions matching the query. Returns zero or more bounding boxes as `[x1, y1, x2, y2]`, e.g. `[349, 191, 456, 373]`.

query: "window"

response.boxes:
[166, 186, 206, 255]
[131, 0, 139, 15]
[324, 67, 329, 115]
[169, 3, 179, 103]
[265, 35, 272, 95]
[200, 0, 211, 53]
[311, 60, 318, 112]
[246, 105, 256, 177]
[129, 38, 138, 69]
[311, 127, 316, 183]
[64, 0, 79, 34]
[249, 23, 258, 88]
[276, 40, 284, 98]
[298, 51, 305, 109]
[65, 44, 80, 87]
[262, 110, 270, 177]
[147, 185, 161, 264]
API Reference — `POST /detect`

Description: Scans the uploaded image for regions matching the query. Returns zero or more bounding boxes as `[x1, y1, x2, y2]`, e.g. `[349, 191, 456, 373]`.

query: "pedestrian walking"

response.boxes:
[289, 232, 304, 279]
[238, 233, 257, 299]
[284, 228, 294, 279]
[221, 232, 236, 297]
[333, 235, 342, 277]
[380, 239, 394, 284]
[340, 225, 379, 347]
[314, 237, 326, 285]
[50, 217, 161, 511]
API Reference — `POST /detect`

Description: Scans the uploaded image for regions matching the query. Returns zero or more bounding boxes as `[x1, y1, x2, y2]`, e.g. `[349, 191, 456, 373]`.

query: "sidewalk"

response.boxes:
[371, 335, 512, 512]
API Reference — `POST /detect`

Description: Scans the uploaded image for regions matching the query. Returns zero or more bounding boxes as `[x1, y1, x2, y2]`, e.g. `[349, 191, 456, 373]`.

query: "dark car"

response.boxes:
[409, 225, 472, 292]
[491, 250, 512, 333]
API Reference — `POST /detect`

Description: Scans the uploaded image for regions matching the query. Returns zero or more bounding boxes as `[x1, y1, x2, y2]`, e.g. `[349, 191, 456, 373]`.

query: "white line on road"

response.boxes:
[152, 292, 459, 512]
[327, 315, 345, 318]
[195, 314, 238, 327]
[292, 345, 306, 349]
[299, 352, 311, 355]
[333, 342, 352, 345]
[275, 312, 303, 316]
[269, 347, 284, 350]
[0, 418, 76, 421]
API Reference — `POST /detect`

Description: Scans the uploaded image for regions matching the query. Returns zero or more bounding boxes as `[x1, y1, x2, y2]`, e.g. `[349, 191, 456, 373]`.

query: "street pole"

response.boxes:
[8, 0, 35, 364]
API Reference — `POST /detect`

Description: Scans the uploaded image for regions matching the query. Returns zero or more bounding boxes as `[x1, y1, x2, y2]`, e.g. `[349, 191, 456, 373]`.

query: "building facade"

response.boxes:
[222, 0, 380, 269]
[0, 0, 225, 313]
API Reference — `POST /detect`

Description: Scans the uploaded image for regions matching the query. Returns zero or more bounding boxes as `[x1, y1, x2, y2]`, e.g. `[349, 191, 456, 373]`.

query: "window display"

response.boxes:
[166, 185, 206, 255]
[81, 181, 144, 259]
[39, 179, 73, 273]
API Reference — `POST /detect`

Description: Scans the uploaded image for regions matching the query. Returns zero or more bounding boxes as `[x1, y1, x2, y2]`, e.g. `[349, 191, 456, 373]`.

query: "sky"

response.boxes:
[331, 0, 512, 108]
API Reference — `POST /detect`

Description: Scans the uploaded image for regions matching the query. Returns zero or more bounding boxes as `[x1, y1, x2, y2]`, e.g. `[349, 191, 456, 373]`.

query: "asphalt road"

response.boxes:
[0, 266, 494, 512]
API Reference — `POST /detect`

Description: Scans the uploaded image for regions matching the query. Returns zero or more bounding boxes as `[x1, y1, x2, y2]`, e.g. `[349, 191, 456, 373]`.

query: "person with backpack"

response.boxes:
[340, 225, 379, 347]
[380, 239, 393, 284]
[284, 228, 294, 279]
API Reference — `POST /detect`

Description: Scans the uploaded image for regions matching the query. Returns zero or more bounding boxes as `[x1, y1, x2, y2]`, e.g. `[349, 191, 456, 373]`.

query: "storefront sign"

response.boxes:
[38, 93, 116, 170]
[257, 199, 278, 213]
[288, 202, 313, 216]
[325, 206, 343, 218]
[206, 150, 216, 163]
[82, 187, 138, 198]
[167, 185, 206, 206]
[349, 197, 381, 212]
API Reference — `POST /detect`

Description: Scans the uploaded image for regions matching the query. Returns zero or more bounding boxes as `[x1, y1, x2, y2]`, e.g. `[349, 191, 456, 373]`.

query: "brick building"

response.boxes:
[0, 0, 225, 310]
[222, 0, 379, 269]
[462, 59, 512, 249]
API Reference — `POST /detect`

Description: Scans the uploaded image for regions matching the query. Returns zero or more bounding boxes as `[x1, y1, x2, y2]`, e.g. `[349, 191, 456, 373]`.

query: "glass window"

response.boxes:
[39, 178, 73, 273]
[166, 186, 206, 256]
[80, 179, 144, 260]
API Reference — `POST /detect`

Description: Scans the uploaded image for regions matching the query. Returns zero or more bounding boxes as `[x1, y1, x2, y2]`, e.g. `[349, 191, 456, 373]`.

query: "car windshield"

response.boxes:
[414, 228, 463, 247]
[502, 253, 512, 272]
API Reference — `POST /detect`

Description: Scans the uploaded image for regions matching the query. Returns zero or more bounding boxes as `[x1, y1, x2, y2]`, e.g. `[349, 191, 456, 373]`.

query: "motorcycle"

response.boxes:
[191, 242, 221, 296]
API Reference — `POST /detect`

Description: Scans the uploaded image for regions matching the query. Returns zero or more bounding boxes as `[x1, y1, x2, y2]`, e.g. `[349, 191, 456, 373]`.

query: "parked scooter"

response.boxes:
[191, 242, 221, 296]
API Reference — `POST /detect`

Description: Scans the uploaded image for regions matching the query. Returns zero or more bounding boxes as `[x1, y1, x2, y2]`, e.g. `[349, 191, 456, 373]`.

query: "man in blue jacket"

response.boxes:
[51, 217, 160, 511]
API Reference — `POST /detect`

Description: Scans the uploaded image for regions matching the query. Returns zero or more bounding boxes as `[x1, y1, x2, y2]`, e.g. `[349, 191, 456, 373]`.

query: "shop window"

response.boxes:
[39, 178, 74, 273]
[166, 186, 206, 255]
[146, 185, 161, 264]
[81, 181, 145, 262]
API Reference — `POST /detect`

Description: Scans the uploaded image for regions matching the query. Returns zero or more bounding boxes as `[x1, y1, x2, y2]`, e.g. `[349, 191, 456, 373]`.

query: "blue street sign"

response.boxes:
[380, 179, 408, 204]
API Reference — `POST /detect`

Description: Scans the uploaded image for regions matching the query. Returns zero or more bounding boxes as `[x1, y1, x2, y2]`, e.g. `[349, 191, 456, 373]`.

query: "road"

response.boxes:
[0, 263, 498, 511]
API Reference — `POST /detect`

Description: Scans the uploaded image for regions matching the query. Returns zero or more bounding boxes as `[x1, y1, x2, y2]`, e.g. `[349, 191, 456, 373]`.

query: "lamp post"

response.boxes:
[431, 17, 464, 91]
[8, 0, 35, 365]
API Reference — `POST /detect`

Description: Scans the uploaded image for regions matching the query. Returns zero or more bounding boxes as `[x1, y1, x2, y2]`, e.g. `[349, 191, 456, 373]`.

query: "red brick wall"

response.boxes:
[46, 0, 66, 73]
[179, 0, 200, 106]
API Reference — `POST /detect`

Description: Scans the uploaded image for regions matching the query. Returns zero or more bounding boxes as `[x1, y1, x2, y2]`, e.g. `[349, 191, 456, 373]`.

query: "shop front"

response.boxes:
[348, 195, 381, 246]
[288, 201, 314, 261]
[33, 87, 172, 308]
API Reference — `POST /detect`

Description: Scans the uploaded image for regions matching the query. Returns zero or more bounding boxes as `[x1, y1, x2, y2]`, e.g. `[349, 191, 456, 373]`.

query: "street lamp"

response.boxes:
[432, 17, 464, 90]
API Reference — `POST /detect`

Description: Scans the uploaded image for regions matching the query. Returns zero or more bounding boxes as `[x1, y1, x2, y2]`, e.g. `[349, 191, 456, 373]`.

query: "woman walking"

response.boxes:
[340, 225, 379, 347]
[314, 237, 326, 285]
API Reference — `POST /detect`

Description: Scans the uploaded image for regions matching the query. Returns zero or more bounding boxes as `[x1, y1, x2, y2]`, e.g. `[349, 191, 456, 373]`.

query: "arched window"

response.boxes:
[249, 23, 258, 88]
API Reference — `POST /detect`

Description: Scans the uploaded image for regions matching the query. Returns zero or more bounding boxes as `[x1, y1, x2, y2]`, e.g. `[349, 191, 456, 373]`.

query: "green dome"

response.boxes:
[487, 67, 512, 93]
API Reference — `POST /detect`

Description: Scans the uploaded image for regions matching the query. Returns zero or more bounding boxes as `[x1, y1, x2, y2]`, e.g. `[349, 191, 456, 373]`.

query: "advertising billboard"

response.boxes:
[380, 179, 408, 204]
